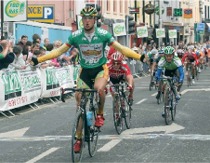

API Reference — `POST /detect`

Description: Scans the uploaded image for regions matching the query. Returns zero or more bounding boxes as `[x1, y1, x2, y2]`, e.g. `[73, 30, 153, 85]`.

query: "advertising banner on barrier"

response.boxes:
[40, 66, 75, 98]
[0, 69, 41, 111]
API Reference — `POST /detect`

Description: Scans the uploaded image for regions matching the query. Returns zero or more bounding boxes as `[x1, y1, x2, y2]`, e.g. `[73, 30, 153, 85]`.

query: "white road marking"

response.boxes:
[135, 98, 147, 104]
[97, 139, 121, 152]
[1, 133, 210, 142]
[0, 127, 29, 138]
[25, 147, 59, 163]
[181, 88, 210, 95]
[151, 92, 158, 97]
[122, 123, 184, 135]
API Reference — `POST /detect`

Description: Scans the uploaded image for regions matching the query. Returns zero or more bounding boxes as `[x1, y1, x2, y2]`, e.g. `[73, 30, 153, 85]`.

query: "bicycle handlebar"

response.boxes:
[60, 87, 98, 102]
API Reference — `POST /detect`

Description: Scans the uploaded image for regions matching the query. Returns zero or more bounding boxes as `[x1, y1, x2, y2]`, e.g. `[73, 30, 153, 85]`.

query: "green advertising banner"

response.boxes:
[136, 26, 148, 38]
[112, 23, 126, 37]
[168, 30, 177, 38]
[156, 28, 165, 38]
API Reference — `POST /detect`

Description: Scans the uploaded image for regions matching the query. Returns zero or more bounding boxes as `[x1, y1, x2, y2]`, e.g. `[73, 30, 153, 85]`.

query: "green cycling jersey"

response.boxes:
[68, 27, 115, 68]
[158, 56, 182, 70]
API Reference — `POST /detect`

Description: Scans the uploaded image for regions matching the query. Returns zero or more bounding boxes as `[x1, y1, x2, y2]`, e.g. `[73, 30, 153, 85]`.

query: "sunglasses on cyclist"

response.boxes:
[82, 16, 94, 20]
[113, 62, 121, 65]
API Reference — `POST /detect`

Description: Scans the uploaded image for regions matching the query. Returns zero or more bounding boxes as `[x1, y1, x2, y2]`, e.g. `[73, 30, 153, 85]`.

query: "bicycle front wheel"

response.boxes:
[149, 76, 154, 91]
[124, 100, 132, 129]
[171, 93, 177, 121]
[164, 88, 172, 125]
[71, 109, 85, 163]
[88, 111, 99, 157]
[113, 96, 123, 134]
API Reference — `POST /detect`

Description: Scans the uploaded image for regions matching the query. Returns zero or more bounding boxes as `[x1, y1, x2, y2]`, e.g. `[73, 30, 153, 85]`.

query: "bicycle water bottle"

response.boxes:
[86, 111, 93, 126]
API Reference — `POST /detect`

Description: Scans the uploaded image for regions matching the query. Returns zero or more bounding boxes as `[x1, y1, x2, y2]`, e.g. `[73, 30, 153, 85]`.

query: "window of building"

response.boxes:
[124, 0, 128, 13]
[113, 0, 117, 13]
[106, 0, 111, 12]
[120, 0, 124, 14]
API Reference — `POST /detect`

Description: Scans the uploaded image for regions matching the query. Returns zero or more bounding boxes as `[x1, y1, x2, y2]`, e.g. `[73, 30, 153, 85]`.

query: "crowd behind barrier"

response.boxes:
[0, 65, 80, 112]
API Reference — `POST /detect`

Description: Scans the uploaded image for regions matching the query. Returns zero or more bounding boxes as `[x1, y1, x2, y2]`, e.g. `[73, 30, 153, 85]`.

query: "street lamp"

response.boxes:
[158, 0, 162, 47]
[1, 0, 4, 40]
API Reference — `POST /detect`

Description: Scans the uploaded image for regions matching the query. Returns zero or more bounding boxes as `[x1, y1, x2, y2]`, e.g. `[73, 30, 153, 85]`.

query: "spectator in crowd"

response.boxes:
[68, 47, 79, 65]
[31, 42, 40, 53]
[0, 40, 15, 70]
[43, 38, 50, 49]
[24, 41, 33, 63]
[46, 43, 54, 53]
[51, 40, 63, 67]
[16, 35, 28, 47]
[33, 50, 52, 69]
[9, 45, 27, 70]
[32, 34, 41, 44]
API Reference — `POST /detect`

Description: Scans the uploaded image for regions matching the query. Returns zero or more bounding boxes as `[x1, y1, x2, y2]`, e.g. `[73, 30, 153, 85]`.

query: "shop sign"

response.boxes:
[184, 8, 192, 18]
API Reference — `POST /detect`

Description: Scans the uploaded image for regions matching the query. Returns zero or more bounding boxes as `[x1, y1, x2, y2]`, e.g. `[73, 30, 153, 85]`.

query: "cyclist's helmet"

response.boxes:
[111, 51, 124, 63]
[163, 46, 175, 55]
[80, 6, 98, 17]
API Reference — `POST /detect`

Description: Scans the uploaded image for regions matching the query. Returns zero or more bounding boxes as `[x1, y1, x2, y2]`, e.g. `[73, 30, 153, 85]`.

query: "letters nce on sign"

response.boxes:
[28, 5, 54, 23]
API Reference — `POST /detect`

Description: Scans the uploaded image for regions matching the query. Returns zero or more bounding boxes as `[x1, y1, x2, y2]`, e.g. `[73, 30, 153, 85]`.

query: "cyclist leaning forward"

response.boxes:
[107, 47, 134, 106]
[155, 46, 184, 117]
[30, 6, 144, 152]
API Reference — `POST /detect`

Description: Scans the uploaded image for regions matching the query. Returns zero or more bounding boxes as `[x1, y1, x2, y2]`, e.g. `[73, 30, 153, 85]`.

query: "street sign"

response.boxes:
[196, 23, 205, 31]
[129, 7, 139, 14]
[174, 8, 182, 17]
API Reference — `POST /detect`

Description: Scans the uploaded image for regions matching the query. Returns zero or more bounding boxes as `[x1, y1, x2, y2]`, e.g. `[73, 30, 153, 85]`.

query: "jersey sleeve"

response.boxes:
[0, 54, 4, 59]
[100, 28, 115, 45]
[123, 64, 132, 76]
[67, 33, 74, 45]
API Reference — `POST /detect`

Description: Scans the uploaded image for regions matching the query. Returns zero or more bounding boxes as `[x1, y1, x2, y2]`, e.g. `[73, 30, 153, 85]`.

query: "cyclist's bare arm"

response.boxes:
[110, 41, 141, 60]
[38, 43, 71, 63]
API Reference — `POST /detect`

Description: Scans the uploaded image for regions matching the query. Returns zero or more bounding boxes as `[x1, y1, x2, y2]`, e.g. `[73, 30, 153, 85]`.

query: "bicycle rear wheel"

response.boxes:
[88, 111, 99, 157]
[113, 96, 123, 134]
[164, 88, 172, 125]
[124, 100, 132, 129]
[71, 109, 85, 163]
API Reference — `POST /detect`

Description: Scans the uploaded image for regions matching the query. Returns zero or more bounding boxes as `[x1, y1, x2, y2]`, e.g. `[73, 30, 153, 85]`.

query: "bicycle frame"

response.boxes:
[160, 75, 177, 125]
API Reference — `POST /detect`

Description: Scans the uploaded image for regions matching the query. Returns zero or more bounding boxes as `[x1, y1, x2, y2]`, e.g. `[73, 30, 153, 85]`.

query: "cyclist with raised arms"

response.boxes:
[30, 6, 144, 153]
[155, 46, 184, 117]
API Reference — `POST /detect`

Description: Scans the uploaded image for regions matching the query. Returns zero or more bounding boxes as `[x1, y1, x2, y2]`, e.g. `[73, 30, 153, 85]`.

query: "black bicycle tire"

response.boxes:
[171, 92, 176, 121]
[88, 109, 99, 157]
[157, 92, 162, 104]
[172, 100, 176, 121]
[113, 96, 123, 135]
[149, 75, 153, 91]
[164, 87, 172, 125]
[124, 98, 132, 129]
[71, 109, 85, 163]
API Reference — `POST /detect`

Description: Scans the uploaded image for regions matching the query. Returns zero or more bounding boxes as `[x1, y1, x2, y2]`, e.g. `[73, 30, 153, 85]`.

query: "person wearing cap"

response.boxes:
[30, 6, 144, 153]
